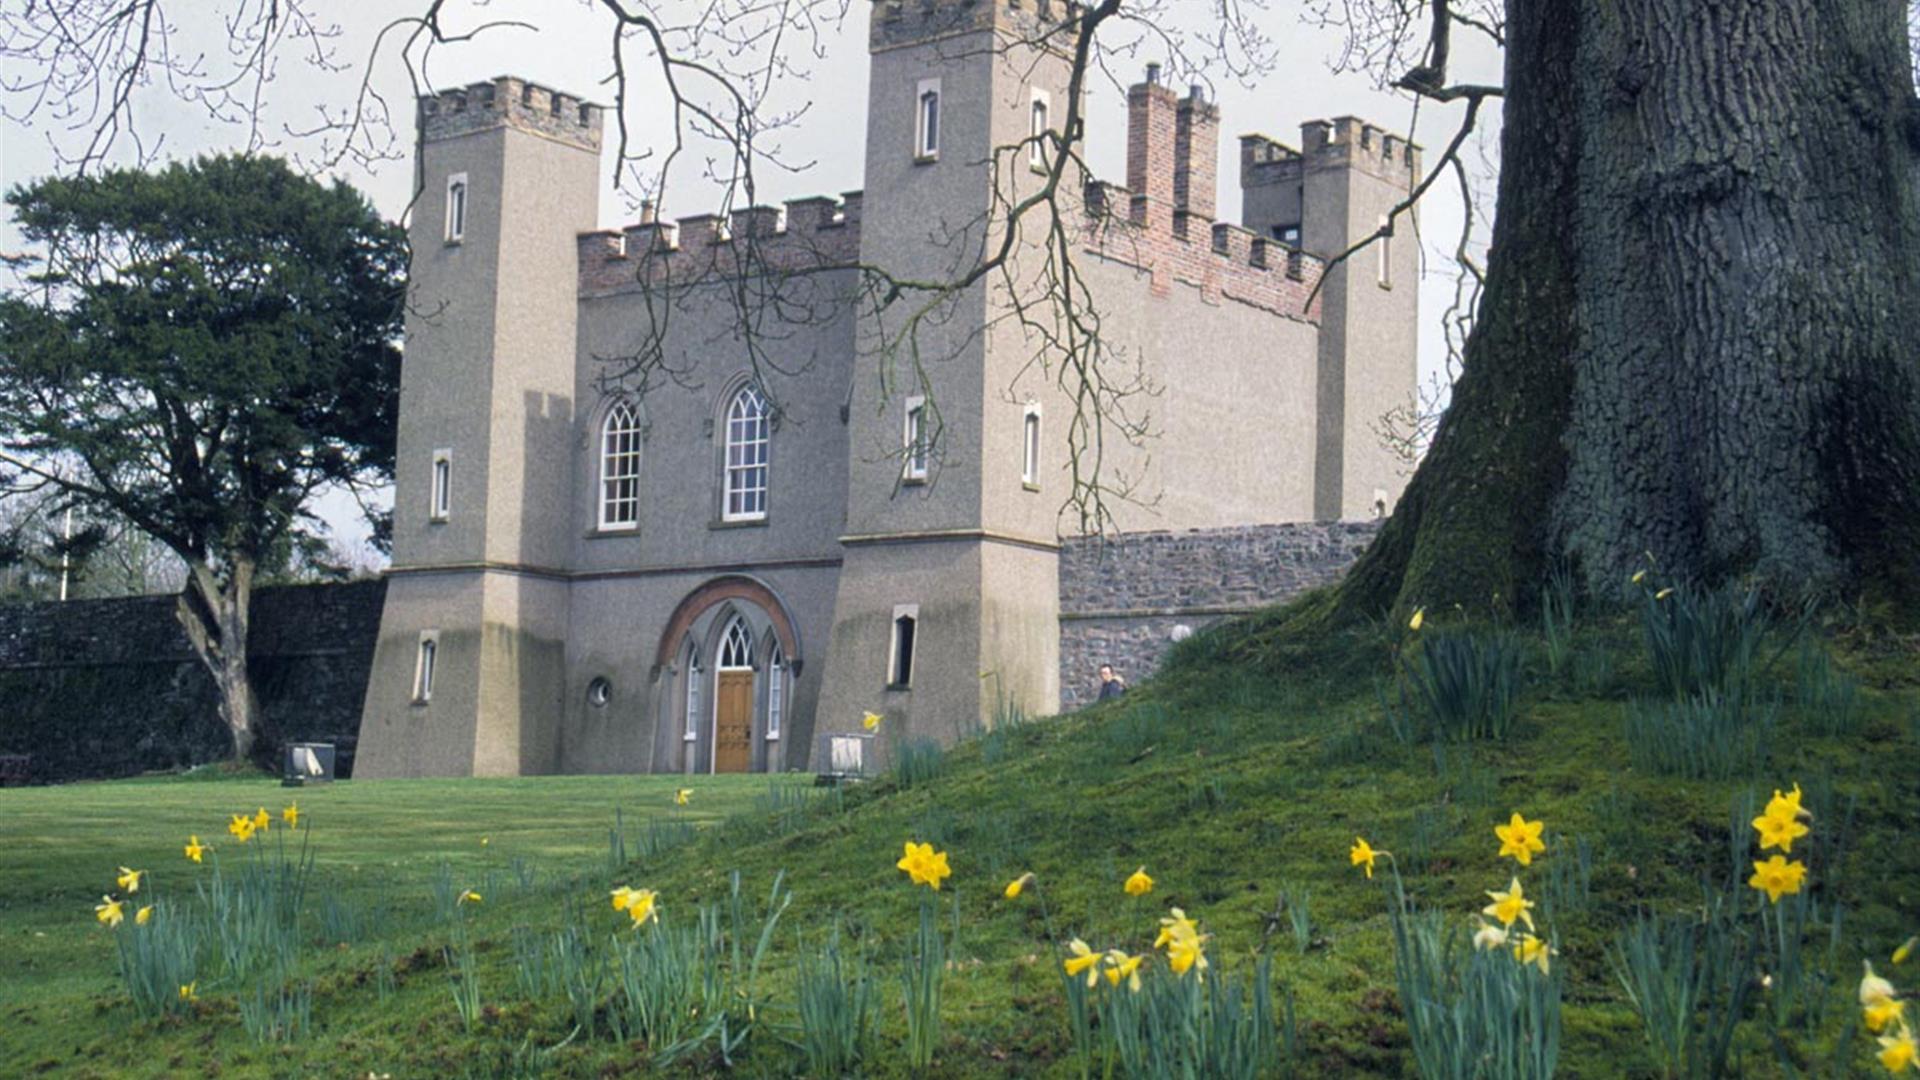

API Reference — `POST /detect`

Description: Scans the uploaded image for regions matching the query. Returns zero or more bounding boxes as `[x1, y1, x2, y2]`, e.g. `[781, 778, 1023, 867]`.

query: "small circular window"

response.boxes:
[587, 677, 613, 708]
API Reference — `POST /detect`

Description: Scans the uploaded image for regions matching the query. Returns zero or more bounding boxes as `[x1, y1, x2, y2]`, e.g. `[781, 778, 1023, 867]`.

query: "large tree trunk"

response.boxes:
[177, 558, 261, 762]
[1336, 0, 1920, 621]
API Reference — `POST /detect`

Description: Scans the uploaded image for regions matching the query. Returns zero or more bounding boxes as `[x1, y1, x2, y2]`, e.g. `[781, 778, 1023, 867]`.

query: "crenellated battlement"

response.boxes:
[1082, 179, 1324, 322]
[419, 76, 603, 152]
[578, 192, 865, 296]
[1240, 115, 1419, 190]
[869, 0, 1084, 51]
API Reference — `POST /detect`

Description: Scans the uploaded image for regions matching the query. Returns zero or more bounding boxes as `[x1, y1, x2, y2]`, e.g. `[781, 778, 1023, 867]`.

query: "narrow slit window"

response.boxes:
[766, 643, 784, 741]
[890, 612, 917, 688]
[903, 396, 929, 481]
[445, 174, 468, 243]
[1377, 214, 1391, 287]
[1029, 90, 1051, 170]
[683, 647, 702, 742]
[916, 79, 941, 159]
[1021, 406, 1041, 486]
[430, 449, 452, 522]
[599, 402, 642, 529]
[413, 635, 438, 703]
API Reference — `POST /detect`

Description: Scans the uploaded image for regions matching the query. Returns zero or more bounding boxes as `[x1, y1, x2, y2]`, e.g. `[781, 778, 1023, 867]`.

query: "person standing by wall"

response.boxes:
[1096, 664, 1127, 703]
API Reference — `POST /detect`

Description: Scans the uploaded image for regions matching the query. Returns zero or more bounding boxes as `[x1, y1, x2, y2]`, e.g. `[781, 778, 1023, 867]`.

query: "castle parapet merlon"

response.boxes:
[577, 191, 866, 295]
[870, 0, 1085, 51]
[1246, 116, 1420, 187]
[419, 76, 603, 152]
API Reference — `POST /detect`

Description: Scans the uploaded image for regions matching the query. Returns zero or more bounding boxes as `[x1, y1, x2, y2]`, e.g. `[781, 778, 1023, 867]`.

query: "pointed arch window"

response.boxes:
[719, 617, 754, 669]
[599, 402, 643, 530]
[683, 644, 702, 743]
[723, 386, 770, 521]
[766, 642, 785, 741]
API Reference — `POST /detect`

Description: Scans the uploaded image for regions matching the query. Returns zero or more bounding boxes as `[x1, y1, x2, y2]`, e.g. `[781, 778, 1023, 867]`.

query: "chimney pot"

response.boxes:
[1145, 62, 1161, 84]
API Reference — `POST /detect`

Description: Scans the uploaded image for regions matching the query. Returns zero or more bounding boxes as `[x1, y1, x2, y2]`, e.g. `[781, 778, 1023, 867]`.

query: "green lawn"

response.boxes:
[2, 605, 1916, 1078]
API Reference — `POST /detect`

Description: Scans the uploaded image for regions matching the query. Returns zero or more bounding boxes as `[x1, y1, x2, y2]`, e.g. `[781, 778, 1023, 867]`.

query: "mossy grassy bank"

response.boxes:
[1, 603, 1915, 1078]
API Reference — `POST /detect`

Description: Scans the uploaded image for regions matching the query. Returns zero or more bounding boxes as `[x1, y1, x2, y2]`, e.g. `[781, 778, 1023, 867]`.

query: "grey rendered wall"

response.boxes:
[1057, 521, 1379, 708]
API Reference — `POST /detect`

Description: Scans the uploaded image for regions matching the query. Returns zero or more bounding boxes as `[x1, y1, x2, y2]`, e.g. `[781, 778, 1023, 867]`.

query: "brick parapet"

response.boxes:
[419, 76, 603, 152]
[1081, 182, 1324, 322]
[578, 192, 865, 297]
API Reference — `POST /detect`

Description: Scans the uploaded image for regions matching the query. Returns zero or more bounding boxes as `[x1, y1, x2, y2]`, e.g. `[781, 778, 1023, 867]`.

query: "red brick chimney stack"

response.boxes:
[1126, 64, 1178, 230]
[1172, 83, 1219, 239]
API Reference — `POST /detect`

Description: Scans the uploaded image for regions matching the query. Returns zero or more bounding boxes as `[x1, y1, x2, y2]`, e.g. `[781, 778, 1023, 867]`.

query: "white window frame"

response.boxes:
[915, 78, 942, 161]
[412, 631, 440, 704]
[445, 173, 468, 244]
[722, 385, 770, 522]
[1021, 404, 1042, 488]
[766, 643, 784, 742]
[903, 395, 929, 482]
[1029, 89, 1052, 171]
[598, 402, 643, 530]
[683, 646, 702, 745]
[887, 603, 919, 689]
[1377, 214, 1392, 288]
[430, 449, 452, 522]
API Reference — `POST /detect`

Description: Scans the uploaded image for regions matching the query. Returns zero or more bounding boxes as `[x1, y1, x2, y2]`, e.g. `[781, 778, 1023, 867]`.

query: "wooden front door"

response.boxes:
[714, 670, 754, 773]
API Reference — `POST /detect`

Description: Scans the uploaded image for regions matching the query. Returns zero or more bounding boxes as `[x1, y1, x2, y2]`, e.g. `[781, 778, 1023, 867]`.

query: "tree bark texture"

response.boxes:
[175, 559, 261, 762]
[1338, 0, 1920, 620]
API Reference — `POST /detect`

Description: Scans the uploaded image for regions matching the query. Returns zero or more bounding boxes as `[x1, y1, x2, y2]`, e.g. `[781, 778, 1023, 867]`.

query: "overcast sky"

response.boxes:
[0, 2, 1503, 559]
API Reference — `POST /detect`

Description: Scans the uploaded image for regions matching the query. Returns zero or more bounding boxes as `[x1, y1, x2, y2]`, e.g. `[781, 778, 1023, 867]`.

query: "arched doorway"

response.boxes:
[652, 576, 804, 775]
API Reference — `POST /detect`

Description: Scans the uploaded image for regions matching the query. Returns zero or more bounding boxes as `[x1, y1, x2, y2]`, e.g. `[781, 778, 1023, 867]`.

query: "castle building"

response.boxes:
[355, 0, 1419, 778]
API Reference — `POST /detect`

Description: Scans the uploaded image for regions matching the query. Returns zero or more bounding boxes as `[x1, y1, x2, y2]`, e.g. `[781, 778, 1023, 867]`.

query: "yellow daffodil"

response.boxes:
[1483, 878, 1536, 931]
[184, 836, 207, 863]
[116, 867, 144, 894]
[1630, 569, 1647, 584]
[1868, 1000, 1908, 1035]
[1881, 1027, 1918, 1073]
[1513, 933, 1554, 974]
[626, 888, 660, 928]
[1748, 855, 1807, 904]
[1654, 587, 1675, 600]
[1494, 812, 1547, 867]
[895, 840, 951, 890]
[1350, 837, 1382, 879]
[228, 814, 255, 842]
[1004, 872, 1035, 900]
[1105, 950, 1145, 992]
[179, 982, 197, 1002]
[1409, 607, 1425, 631]
[863, 711, 882, 731]
[1154, 908, 1209, 977]
[1472, 918, 1509, 951]
[1752, 809, 1810, 853]
[1896, 936, 1918, 965]
[1124, 867, 1154, 896]
[1763, 783, 1811, 825]
[136, 904, 154, 926]
[283, 804, 299, 828]
[457, 890, 482, 906]
[612, 885, 639, 911]
[675, 788, 692, 806]
[1064, 938, 1100, 987]
[95, 896, 125, 928]
[481, 837, 489, 846]
[253, 807, 271, 832]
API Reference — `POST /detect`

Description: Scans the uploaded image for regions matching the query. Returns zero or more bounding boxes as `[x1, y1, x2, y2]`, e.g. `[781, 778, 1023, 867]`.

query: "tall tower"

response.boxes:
[812, 0, 1079, 754]
[1242, 118, 1421, 520]
[356, 78, 603, 778]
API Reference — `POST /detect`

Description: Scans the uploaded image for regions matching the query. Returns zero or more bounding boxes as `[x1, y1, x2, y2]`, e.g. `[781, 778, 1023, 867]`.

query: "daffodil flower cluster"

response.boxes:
[611, 885, 659, 928]
[895, 841, 951, 890]
[91, 804, 301, 928]
[1863, 960, 1917, 1074]
[1747, 783, 1811, 904]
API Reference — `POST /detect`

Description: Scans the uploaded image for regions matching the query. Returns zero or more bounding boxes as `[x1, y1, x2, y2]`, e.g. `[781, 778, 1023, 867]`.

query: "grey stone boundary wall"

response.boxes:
[0, 580, 385, 783]
[1057, 521, 1382, 709]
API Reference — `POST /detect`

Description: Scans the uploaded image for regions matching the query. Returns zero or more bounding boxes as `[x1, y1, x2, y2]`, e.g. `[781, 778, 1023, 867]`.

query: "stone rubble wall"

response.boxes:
[1056, 521, 1380, 709]
[0, 580, 386, 783]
